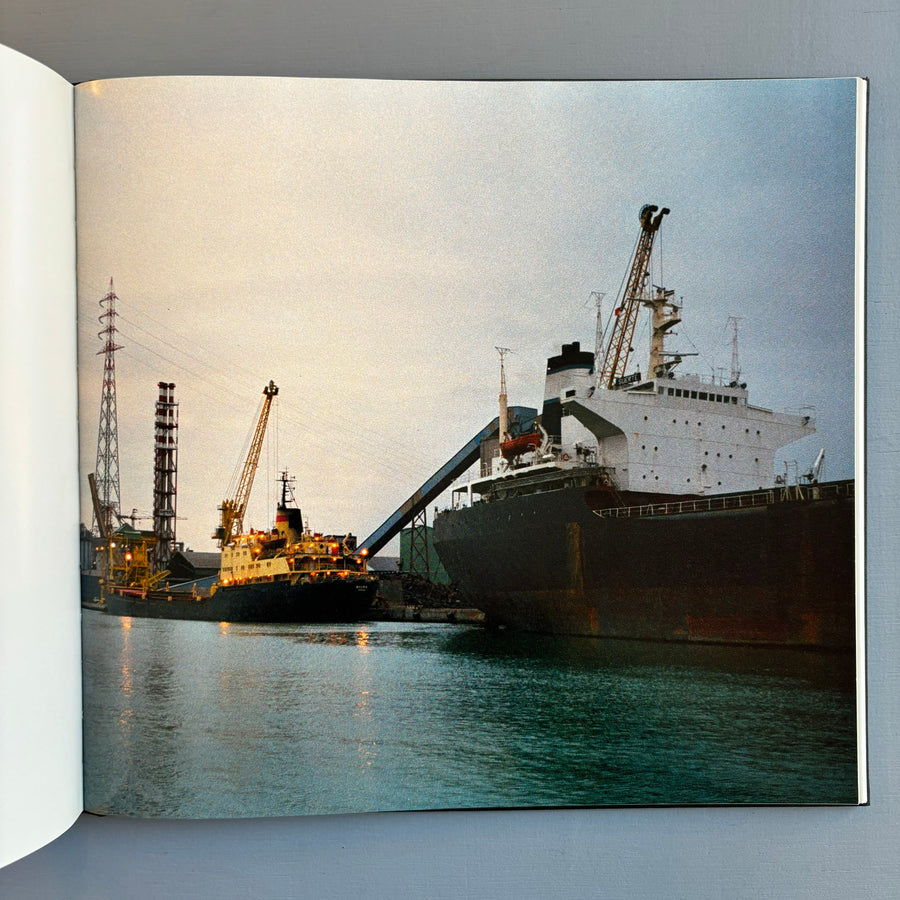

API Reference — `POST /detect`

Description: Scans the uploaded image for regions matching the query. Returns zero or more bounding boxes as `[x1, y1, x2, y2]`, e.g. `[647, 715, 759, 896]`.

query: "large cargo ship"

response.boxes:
[101, 472, 378, 622]
[432, 205, 856, 648]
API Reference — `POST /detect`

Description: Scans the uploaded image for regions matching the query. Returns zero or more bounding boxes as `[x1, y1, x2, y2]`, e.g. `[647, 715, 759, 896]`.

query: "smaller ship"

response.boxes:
[101, 472, 378, 622]
[97, 380, 378, 623]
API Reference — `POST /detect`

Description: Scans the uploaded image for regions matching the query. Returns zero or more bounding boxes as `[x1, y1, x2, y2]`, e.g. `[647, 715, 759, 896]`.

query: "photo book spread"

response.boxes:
[0, 44, 867, 868]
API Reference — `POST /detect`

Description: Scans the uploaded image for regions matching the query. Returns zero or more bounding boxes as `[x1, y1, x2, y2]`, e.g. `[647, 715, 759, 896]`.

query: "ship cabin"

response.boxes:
[559, 371, 815, 496]
[218, 523, 370, 588]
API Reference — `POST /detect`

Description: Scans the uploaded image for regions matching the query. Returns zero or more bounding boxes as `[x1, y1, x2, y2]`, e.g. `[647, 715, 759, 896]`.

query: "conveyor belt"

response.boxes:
[359, 405, 537, 556]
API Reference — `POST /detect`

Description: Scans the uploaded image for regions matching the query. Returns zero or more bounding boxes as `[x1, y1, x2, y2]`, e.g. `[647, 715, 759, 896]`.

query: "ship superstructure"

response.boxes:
[452, 205, 815, 508]
[216, 472, 374, 594]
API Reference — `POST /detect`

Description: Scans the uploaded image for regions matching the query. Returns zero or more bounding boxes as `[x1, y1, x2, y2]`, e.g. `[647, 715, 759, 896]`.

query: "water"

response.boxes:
[82, 611, 860, 817]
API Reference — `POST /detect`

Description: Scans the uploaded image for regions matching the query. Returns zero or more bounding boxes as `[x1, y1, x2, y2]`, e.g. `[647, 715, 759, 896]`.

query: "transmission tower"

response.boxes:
[93, 278, 123, 536]
[152, 382, 179, 569]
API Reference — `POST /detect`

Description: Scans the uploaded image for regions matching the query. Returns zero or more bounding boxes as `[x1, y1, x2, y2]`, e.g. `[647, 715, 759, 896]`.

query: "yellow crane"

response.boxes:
[597, 204, 669, 389]
[214, 380, 279, 547]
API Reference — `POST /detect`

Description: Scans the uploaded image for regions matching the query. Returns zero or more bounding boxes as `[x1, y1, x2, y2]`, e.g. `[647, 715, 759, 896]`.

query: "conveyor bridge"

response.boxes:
[359, 406, 537, 556]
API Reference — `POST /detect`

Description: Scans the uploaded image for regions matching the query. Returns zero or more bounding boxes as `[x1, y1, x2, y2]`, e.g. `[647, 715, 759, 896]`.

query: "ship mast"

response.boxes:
[728, 316, 743, 385]
[496, 346, 511, 440]
[597, 205, 669, 389]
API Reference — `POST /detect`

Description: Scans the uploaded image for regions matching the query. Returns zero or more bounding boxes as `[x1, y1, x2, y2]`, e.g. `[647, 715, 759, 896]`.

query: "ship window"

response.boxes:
[565, 389, 576, 397]
[675, 389, 682, 397]
[691, 391, 698, 399]
[668, 388, 674, 396]
[731, 397, 738, 405]
[699, 392, 707, 401]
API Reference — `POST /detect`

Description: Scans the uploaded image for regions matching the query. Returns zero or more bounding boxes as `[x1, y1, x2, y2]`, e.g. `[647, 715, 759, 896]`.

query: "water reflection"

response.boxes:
[82, 614, 860, 817]
[441, 626, 858, 693]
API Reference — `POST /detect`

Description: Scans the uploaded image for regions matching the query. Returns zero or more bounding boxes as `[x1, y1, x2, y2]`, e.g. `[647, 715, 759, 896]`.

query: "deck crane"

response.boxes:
[596, 204, 670, 389]
[214, 380, 279, 548]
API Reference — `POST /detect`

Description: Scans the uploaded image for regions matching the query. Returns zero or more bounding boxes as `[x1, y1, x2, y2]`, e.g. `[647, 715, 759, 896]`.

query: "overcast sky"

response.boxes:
[75, 77, 860, 553]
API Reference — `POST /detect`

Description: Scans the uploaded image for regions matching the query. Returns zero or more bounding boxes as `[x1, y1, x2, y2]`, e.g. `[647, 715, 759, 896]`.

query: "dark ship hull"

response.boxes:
[432, 479, 855, 648]
[101, 577, 378, 623]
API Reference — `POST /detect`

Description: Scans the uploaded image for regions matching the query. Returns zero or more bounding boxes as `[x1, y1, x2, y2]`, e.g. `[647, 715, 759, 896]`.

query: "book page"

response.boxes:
[75, 76, 864, 820]
[0, 46, 81, 867]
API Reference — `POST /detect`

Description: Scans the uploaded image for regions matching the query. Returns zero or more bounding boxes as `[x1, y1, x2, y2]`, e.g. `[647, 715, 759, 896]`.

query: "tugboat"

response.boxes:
[433, 206, 856, 648]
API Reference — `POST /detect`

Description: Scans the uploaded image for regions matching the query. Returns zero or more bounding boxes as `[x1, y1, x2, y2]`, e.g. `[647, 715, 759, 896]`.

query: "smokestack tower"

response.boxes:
[152, 382, 179, 569]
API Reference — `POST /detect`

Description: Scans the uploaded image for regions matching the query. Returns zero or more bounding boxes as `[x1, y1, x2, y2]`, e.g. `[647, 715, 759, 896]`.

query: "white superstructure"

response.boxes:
[560, 373, 814, 495]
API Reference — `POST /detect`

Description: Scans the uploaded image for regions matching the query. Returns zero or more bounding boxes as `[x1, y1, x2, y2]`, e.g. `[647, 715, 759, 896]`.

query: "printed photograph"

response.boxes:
[75, 77, 862, 816]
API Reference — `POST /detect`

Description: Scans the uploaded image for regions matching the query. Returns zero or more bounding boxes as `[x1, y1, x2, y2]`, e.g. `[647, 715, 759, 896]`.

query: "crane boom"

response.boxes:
[88, 472, 112, 540]
[215, 380, 279, 547]
[597, 204, 669, 389]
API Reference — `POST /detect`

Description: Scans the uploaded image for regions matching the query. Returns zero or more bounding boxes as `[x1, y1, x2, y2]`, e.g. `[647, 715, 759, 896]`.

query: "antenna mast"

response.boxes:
[728, 316, 742, 385]
[590, 291, 606, 376]
[93, 278, 123, 536]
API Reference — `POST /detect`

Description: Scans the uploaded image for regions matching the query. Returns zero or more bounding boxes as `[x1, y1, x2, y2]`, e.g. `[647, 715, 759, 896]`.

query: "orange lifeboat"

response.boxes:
[500, 432, 542, 460]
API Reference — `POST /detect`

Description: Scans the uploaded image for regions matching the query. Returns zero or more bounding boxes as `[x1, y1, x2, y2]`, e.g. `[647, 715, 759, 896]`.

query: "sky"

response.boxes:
[74, 77, 860, 553]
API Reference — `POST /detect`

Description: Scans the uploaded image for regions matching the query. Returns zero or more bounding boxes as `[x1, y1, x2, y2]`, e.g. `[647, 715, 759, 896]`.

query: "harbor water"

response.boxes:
[82, 610, 859, 817]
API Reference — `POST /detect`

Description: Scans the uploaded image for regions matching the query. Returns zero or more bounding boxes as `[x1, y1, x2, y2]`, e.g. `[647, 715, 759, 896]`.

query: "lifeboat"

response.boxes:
[500, 432, 542, 460]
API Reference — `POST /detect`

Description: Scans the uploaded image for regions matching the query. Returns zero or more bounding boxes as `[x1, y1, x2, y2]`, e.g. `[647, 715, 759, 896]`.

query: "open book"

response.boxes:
[1, 44, 867, 867]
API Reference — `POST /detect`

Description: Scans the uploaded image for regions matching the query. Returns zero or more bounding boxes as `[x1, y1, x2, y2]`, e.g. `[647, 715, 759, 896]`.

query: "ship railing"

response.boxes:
[594, 479, 854, 519]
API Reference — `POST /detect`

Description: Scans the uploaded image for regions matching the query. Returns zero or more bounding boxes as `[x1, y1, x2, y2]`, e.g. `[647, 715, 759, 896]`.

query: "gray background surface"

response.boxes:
[1, 2, 897, 897]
